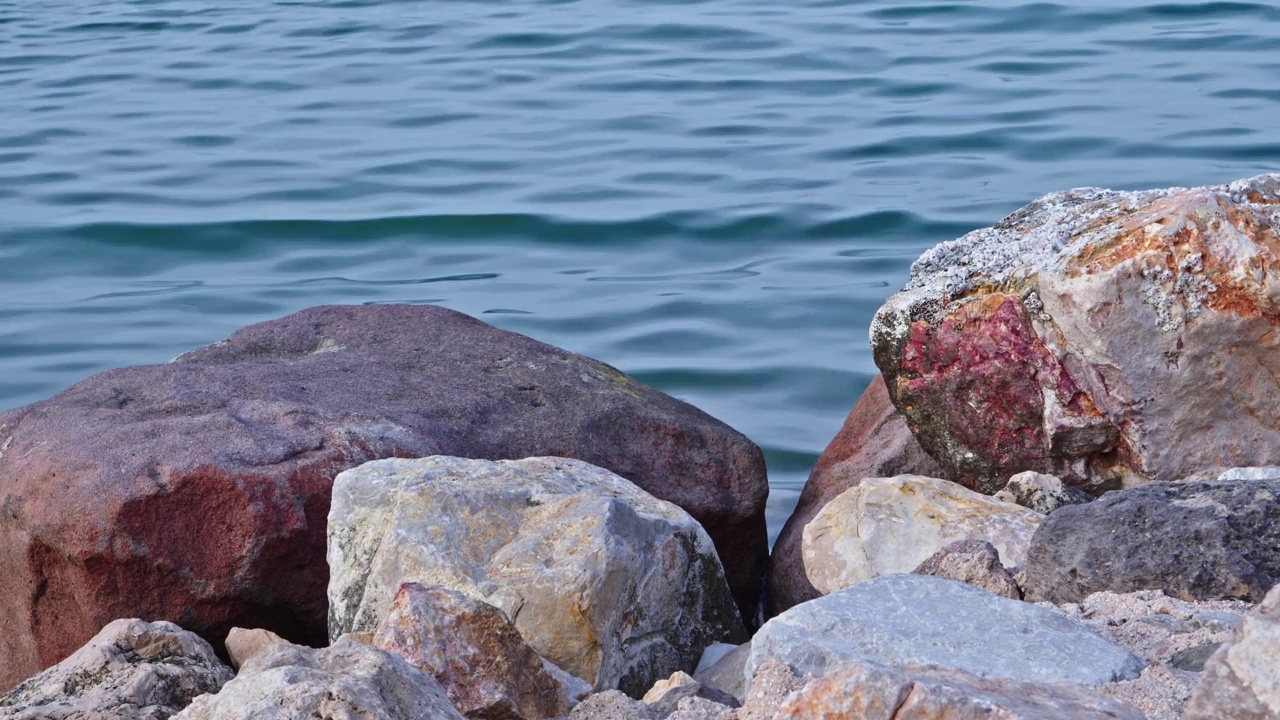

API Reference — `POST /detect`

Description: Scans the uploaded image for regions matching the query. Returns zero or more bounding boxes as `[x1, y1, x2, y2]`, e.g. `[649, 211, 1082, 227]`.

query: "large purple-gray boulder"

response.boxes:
[0, 304, 767, 692]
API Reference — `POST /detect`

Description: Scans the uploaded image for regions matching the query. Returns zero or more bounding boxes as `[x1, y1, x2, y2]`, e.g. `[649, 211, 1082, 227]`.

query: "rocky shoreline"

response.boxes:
[2, 174, 1279, 719]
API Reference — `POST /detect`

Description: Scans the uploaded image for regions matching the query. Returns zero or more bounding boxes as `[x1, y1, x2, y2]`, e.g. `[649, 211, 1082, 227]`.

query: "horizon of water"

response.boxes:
[4, 0, 1280, 541]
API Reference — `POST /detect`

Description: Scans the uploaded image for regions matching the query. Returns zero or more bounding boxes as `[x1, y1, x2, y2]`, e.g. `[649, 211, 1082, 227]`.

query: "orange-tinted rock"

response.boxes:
[872, 174, 1280, 493]
[0, 304, 767, 691]
[767, 374, 948, 613]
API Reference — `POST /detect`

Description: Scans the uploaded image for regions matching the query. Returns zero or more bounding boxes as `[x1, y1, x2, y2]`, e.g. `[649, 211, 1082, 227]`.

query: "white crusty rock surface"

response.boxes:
[748, 574, 1144, 689]
[775, 659, 1145, 719]
[0, 618, 232, 720]
[995, 471, 1093, 514]
[173, 635, 464, 720]
[327, 455, 746, 697]
[1184, 582, 1280, 720]
[871, 174, 1280, 492]
[801, 474, 1041, 594]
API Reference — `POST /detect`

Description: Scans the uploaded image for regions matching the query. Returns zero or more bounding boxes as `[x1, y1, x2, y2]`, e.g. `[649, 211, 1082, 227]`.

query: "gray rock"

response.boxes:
[1170, 643, 1222, 672]
[328, 456, 746, 697]
[912, 539, 1022, 599]
[1218, 466, 1280, 481]
[0, 304, 766, 690]
[665, 696, 736, 720]
[0, 619, 232, 720]
[748, 574, 1144, 689]
[642, 671, 738, 718]
[172, 635, 463, 720]
[568, 690, 658, 720]
[1023, 478, 1280, 603]
[694, 641, 751, 703]
[776, 659, 1146, 719]
[1184, 583, 1280, 719]
[995, 471, 1093, 514]
[693, 643, 738, 676]
[224, 628, 286, 672]
[737, 659, 806, 720]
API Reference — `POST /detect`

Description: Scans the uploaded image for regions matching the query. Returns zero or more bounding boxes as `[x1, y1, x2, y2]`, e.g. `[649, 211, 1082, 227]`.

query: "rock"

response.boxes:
[568, 690, 658, 720]
[1171, 643, 1222, 672]
[328, 456, 747, 697]
[223, 628, 286, 672]
[0, 304, 766, 690]
[737, 659, 805, 720]
[871, 174, 1280, 492]
[694, 643, 738, 676]
[1023, 478, 1280, 603]
[776, 659, 1146, 719]
[801, 474, 1041, 595]
[912, 539, 1021, 599]
[748, 574, 1144, 688]
[1098, 665, 1200, 720]
[768, 374, 950, 613]
[643, 671, 738, 717]
[172, 635, 464, 720]
[0, 618, 232, 720]
[372, 581, 583, 720]
[995, 471, 1093, 514]
[1184, 582, 1280, 719]
[665, 696, 736, 720]
[1219, 466, 1280, 481]
[694, 641, 751, 703]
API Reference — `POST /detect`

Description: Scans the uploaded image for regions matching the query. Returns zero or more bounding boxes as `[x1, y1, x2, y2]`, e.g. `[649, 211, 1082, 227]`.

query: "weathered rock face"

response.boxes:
[776, 660, 1146, 720]
[1023, 478, 1280, 603]
[223, 628, 287, 672]
[871, 174, 1280, 493]
[372, 582, 586, 720]
[0, 303, 767, 691]
[328, 456, 747, 697]
[748, 574, 1144, 689]
[995, 471, 1093, 514]
[172, 635, 465, 720]
[1184, 583, 1280, 720]
[567, 690, 658, 720]
[0, 618, 232, 720]
[912, 539, 1021, 599]
[641, 670, 738, 717]
[737, 659, 806, 720]
[801, 474, 1041, 595]
[768, 374, 949, 614]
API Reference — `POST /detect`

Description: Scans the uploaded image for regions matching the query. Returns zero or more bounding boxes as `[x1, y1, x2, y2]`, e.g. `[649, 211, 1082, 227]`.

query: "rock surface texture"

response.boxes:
[776, 660, 1146, 719]
[912, 539, 1022, 599]
[172, 635, 464, 720]
[871, 174, 1280, 492]
[748, 574, 1143, 688]
[801, 474, 1041, 595]
[1185, 582, 1280, 720]
[995, 471, 1093, 514]
[0, 618, 232, 720]
[0, 303, 766, 690]
[1023, 478, 1280, 603]
[768, 374, 949, 613]
[372, 581, 586, 720]
[328, 455, 746, 697]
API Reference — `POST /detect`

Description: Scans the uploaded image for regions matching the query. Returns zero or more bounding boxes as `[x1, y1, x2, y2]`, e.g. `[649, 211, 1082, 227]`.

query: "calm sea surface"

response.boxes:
[3, 0, 1279, 541]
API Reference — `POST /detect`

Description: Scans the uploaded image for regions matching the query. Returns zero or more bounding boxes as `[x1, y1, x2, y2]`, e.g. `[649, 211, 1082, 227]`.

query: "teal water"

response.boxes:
[3, 1, 1279, 541]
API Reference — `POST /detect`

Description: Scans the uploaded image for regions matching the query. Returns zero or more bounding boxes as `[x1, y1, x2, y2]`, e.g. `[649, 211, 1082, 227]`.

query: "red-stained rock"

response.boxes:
[0, 304, 767, 691]
[767, 374, 948, 613]
[872, 174, 1280, 493]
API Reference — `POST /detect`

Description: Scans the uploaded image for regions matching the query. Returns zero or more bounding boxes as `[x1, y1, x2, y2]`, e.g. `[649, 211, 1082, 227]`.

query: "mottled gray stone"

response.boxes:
[1218, 466, 1280, 481]
[328, 456, 746, 697]
[0, 619, 232, 720]
[1184, 583, 1280, 720]
[1024, 479, 1280, 603]
[912, 539, 1022, 599]
[748, 574, 1143, 689]
[995, 471, 1092, 514]
[172, 635, 463, 720]
[694, 641, 750, 703]
[568, 690, 658, 720]
[777, 659, 1146, 719]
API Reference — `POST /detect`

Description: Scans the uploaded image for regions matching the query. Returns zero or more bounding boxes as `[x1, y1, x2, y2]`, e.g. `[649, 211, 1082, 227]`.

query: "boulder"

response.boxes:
[0, 618, 232, 720]
[737, 659, 806, 720]
[995, 471, 1093, 514]
[665, 697, 736, 720]
[1184, 582, 1280, 720]
[694, 642, 751, 703]
[748, 574, 1144, 689]
[1023, 478, 1280, 603]
[568, 690, 657, 720]
[776, 659, 1146, 719]
[223, 628, 286, 672]
[801, 474, 1041, 595]
[912, 539, 1021, 599]
[642, 671, 738, 717]
[870, 174, 1280, 492]
[172, 635, 464, 720]
[0, 303, 766, 690]
[328, 455, 747, 697]
[372, 581, 586, 720]
[768, 374, 949, 613]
